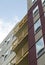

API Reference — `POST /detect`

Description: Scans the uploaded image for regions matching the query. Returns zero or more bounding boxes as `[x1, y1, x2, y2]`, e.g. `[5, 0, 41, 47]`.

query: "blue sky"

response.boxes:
[0, 0, 27, 43]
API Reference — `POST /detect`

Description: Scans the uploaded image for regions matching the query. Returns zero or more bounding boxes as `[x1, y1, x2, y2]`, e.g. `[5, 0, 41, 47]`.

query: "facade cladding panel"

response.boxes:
[28, 0, 45, 65]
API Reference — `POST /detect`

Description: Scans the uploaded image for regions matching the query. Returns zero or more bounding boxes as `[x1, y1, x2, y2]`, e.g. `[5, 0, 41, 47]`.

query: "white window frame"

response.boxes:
[33, 5, 39, 17]
[36, 37, 44, 57]
[42, 0, 45, 6]
[34, 19, 41, 33]
[32, 0, 37, 3]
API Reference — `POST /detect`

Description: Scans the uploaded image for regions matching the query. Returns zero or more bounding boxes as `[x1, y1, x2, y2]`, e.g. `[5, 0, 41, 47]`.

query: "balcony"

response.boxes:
[12, 42, 28, 65]
[12, 22, 28, 51]
[13, 15, 27, 35]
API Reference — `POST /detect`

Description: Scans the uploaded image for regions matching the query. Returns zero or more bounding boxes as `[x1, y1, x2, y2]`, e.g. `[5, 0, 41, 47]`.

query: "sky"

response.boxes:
[0, 0, 27, 43]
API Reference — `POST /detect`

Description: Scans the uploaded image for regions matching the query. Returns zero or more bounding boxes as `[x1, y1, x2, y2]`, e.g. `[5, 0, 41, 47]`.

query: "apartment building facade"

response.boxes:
[0, 14, 28, 65]
[27, 0, 45, 65]
[12, 0, 45, 65]
[0, 26, 16, 65]
[11, 15, 28, 65]
[0, 0, 45, 65]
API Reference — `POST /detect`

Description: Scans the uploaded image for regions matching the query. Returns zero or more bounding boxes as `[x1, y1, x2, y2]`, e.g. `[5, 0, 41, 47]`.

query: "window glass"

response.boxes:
[32, 0, 35, 2]
[36, 37, 44, 54]
[34, 19, 41, 32]
[42, 0, 45, 6]
[42, 0, 45, 3]
[33, 5, 39, 17]
[7, 38, 10, 44]
[4, 47, 12, 61]
[32, 0, 37, 3]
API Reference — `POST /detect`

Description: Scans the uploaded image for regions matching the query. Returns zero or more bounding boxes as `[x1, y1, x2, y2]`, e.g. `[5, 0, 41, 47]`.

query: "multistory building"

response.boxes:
[0, 0, 45, 65]
[27, 0, 45, 65]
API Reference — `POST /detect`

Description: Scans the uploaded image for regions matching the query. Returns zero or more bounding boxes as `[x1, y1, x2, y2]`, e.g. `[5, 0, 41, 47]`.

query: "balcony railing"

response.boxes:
[12, 29, 28, 50]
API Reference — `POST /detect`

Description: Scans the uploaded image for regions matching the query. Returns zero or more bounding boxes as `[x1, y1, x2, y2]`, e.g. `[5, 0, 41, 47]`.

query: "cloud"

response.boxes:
[0, 16, 19, 43]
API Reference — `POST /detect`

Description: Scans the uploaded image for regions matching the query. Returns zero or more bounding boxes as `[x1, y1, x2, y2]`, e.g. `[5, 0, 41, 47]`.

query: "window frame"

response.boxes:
[35, 37, 44, 58]
[34, 19, 41, 34]
[42, 0, 45, 7]
[33, 5, 39, 17]
[32, 0, 37, 4]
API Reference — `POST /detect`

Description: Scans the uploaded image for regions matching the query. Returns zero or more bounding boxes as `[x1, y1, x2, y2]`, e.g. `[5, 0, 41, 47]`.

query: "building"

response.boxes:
[0, 0, 45, 65]
[27, 0, 45, 65]
[0, 24, 17, 65]
[12, 0, 45, 65]
[0, 14, 28, 65]
[11, 15, 28, 65]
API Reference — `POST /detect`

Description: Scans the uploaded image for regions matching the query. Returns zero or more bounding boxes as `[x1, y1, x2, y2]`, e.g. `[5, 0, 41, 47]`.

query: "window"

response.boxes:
[44, 13, 45, 16]
[4, 49, 11, 61]
[36, 37, 44, 55]
[42, 0, 45, 6]
[32, 0, 35, 2]
[6, 38, 10, 44]
[33, 5, 39, 17]
[34, 19, 41, 33]
[32, 0, 37, 3]
[42, 0, 45, 4]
